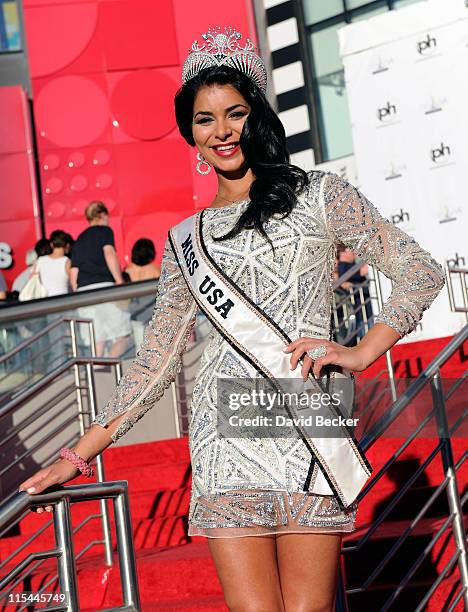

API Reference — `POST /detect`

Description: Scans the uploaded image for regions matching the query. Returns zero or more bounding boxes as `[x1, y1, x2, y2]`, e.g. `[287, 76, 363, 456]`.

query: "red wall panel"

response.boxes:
[107, 68, 179, 143]
[25, 3, 102, 78]
[100, 0, 179, 71]
[13, 0, 257, 284]
[34, 74, 112, 149]
[0, 87, 41, 286]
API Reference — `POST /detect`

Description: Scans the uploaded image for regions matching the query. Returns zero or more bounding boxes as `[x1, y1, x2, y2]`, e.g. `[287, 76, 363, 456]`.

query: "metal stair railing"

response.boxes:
[0, 279, 159, 325]
[0, 352, 123, 591]
[0, 481, 141, 612]
[0, 317, 96, 402]
[446, 264, 467, 322]
[0, 281, 159, 367]
[331, 260, 375, 345]
[336, 324, 468, 612]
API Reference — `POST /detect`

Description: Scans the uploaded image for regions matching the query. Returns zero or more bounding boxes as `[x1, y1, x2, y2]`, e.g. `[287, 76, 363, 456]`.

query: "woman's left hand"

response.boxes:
[283, 337, 367, 380]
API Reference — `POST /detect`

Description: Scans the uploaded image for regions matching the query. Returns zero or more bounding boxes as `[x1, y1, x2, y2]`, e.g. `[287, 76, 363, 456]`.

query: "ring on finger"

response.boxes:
[307, 344, 327, 360]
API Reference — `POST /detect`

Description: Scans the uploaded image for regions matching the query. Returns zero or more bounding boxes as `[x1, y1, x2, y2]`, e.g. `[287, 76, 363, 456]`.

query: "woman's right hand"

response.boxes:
[18, 459, 80, 514]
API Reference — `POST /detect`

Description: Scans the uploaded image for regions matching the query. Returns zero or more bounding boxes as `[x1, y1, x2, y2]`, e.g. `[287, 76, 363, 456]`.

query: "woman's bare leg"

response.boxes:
[108, 335, 130, 358]
[207, 535, 285, 611]
[95, 340, 105, 357]
[276, 533, 343, 612]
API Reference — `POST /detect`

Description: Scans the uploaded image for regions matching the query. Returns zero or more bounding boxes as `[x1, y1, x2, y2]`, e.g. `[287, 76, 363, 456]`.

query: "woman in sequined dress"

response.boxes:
[20, 29, 446, 611]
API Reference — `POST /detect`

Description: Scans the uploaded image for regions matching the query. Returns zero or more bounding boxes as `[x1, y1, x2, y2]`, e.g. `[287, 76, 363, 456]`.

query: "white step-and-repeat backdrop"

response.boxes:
[338, 0, 467, 341]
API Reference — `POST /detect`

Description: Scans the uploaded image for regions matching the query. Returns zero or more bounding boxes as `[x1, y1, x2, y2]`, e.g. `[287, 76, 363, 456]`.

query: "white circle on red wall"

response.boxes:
[45, 177, 63, 194]
[70, 175, 88, 192]
[47, 201, 66, 218]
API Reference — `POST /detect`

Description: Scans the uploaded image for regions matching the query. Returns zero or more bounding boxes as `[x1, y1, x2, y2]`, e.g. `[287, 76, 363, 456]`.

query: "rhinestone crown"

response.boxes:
[182, 26, 267, 93]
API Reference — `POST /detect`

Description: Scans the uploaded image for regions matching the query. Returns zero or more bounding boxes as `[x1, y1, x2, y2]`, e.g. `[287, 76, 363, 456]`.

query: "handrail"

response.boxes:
[0, 278, 158, 323]
[445, 263, 467, 316]
[336, 324, 468, 611]
[0, 482, 141, 612]
[360, 323, 467, 451]
[0, 317, 93, 363]
[0, 356, 120, 419]
[0, 260, 368, 324]
[332, 259, 368, 291]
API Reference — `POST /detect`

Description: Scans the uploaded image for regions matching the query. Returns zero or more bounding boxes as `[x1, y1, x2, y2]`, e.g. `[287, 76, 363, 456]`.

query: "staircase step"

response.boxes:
[141, 594, 228, 610]
[105, 437, 190, 470]
[104, 460, 192, 493]
[343, 518, 465, 602]
[83, 595, 228, 612]
[357, 333, 466, 379]
[346, 574, 463, 611]
[102, 542, 223, 606]
[2, 542, 219, 609]
[3, 540, 462, 612]
[1, 514, 190, 560]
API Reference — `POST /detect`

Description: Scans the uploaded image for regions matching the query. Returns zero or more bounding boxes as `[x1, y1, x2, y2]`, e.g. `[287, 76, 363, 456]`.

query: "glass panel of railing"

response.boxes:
[0, 317, 91, 399]
[0, 282, 158, 397]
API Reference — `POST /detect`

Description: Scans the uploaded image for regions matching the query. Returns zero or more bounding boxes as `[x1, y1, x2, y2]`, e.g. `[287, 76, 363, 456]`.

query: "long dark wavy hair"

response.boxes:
[174, 66, 309, 253]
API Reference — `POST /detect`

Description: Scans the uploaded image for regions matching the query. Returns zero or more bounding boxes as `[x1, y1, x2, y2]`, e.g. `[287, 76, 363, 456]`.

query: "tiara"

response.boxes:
[182, 26, 267, 93]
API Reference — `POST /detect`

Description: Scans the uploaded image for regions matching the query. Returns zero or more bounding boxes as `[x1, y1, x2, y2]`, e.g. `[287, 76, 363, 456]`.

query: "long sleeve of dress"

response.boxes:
[321, 172, 446, 338]
[92, 237, 198, 441]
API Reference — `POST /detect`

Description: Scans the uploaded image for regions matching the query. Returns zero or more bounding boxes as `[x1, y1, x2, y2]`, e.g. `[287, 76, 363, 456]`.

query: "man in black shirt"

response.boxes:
[71, 201, 131, 357]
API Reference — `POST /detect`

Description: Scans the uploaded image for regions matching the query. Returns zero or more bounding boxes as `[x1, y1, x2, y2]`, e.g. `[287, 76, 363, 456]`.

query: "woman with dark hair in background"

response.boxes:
[124, 238, 160, 282]
[21, 26, 445, 610]
[30, 230, 71, 297]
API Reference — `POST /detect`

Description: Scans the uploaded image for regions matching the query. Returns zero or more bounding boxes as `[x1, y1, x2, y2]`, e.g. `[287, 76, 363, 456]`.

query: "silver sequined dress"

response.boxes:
[93, 171, 445, 537]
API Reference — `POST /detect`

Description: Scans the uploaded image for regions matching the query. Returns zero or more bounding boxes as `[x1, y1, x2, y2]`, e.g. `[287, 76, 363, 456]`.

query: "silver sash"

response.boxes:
[169, 211, 372, 509]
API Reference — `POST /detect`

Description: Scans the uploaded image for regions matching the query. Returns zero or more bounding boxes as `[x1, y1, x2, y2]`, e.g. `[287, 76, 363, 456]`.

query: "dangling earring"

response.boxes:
[196, 151, 211, 175]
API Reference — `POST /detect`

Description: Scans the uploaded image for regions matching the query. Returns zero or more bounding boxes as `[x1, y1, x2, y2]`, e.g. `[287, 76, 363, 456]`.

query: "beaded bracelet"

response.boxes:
[59, 447, 95, 478]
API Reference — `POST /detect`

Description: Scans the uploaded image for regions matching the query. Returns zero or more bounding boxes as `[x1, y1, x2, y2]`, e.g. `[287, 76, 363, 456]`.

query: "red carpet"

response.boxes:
[359, 333, 466, 379]
[1, 335, 466, 611]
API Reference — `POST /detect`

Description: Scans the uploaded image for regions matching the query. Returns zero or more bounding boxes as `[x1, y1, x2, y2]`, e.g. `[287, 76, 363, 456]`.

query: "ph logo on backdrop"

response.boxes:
[389, 208, 415, 233]
[430, 142, 453, 167]
[416, 33, 440, 61]
[388, 208, 416, 233]
[377, 101, 398, 125]
[417, 33, 437, 54]
[446, 252, 466, 269]
[391, 208, 410, 225]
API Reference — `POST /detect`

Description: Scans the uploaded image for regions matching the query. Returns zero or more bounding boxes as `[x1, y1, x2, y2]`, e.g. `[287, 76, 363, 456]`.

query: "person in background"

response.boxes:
[63, 232, 74, 258]
[335, 244, 374, 341]
[12, 249, 38, 294]
[124, 238, 161, 282]
[31, 230, 71, 297]
[34, 238, 52, 257]
[122, 238, 161, 347]
[0, 270, 7, 301]
[71, 201, 132, 357]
